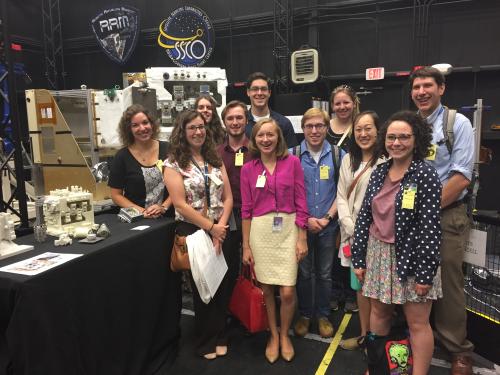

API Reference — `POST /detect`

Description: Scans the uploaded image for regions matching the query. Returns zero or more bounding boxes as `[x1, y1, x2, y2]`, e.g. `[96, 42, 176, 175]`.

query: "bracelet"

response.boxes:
[209, 222, 214, 232]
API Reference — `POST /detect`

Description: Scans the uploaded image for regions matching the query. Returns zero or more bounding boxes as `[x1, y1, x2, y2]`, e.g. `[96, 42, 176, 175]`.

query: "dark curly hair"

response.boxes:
[194, 95, 226, 145]
[376, 110, 433, 161]
[118, 104, 159, 147]
[168, 110, 222, 170]
[349, 110, 381, 172]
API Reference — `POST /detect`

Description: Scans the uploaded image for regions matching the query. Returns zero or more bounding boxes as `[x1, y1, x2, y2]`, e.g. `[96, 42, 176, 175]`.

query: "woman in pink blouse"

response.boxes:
[241, 118, 309, 364]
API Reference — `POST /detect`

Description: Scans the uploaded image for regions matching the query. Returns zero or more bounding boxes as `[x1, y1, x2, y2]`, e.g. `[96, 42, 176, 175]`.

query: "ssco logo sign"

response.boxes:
[157, 6, 214, 67]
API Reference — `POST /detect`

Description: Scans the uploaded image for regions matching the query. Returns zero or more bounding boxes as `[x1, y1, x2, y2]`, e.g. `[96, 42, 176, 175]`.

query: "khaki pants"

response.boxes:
[433, 203, 474, 354]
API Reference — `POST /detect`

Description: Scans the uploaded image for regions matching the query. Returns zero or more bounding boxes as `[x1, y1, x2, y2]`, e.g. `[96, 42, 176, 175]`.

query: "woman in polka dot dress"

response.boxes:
[351, 111, 442, 375]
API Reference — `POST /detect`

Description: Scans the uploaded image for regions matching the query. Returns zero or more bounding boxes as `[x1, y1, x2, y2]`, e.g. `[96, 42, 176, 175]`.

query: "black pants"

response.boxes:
[331, 228, 356, 303]
[177, 221, 237, 356]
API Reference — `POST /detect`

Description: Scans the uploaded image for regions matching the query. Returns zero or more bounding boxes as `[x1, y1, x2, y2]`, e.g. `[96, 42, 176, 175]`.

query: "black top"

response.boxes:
[245, 109, 298, 148]
[109, 141, 170, 209]
[326, 128, 350, 152]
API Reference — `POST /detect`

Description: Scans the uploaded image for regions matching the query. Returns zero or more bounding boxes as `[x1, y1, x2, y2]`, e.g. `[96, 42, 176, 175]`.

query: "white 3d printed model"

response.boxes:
[0, 212, 34, 260]
[54, 233, 73, 246]
[43, 186, 95, 236]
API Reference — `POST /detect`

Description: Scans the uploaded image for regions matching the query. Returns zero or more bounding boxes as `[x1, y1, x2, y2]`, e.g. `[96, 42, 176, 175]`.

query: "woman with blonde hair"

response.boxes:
[327, 84, 360, 151]
[241, 118, 308, 364]
[328, 85, 361, 313]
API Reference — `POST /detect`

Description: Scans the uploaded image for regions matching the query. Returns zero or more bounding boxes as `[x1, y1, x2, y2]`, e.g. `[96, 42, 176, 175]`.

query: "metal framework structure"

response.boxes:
[273, 0, 293, 94]
[0, 0, 29, 231]
[42, 0, 66, 90]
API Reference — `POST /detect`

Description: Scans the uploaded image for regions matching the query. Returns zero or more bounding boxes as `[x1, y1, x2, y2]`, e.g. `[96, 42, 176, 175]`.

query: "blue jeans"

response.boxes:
[297, 230, 335, 318]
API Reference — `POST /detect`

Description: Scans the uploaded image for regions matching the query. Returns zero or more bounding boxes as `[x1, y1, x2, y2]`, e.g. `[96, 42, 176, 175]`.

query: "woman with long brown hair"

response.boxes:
[195, 94, 226, 146]
[164, 110, 234, 360]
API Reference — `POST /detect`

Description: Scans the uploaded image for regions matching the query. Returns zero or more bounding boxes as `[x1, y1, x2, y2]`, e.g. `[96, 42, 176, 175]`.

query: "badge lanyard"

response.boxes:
[270, 163, 282, 232]
[191, 158, 211, 208]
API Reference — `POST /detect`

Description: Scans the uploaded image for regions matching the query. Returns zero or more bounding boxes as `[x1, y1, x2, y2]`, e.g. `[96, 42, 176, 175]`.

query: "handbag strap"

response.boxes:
[347, 161, 371, 200]
[242, 264, 258, 285]
[336, 125, 351, 147]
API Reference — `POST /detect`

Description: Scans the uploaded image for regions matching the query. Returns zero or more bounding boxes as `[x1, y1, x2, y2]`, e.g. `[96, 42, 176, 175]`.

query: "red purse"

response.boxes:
[229, 264, 269, 333]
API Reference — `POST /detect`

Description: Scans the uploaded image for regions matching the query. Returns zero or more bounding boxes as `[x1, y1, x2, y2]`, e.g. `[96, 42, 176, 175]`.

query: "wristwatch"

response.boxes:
[323, 213, 333, 222]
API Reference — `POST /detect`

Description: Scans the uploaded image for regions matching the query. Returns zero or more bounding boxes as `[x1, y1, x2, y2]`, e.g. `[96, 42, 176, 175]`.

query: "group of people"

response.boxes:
[108, 67, 475, 375]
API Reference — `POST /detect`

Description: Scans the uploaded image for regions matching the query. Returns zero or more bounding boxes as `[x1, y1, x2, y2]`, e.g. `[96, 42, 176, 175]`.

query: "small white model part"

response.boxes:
[54, 233, 73, 246]
[43, 186, 95, 236]
[0, 212, 34, 260]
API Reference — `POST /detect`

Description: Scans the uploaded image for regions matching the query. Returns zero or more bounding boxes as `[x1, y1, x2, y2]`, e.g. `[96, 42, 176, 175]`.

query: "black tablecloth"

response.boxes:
[0, 214, 181, 375]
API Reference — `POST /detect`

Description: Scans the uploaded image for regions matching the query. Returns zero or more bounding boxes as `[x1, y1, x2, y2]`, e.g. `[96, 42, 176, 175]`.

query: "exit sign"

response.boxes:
[366, 67, 385, 80]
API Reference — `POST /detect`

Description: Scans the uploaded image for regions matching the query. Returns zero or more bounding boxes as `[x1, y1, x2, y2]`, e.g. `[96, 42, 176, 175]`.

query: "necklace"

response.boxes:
[130, 141, 156, 163]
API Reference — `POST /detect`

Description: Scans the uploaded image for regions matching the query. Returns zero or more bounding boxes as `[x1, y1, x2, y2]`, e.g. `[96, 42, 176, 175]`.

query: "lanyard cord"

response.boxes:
[274, 163, 278, 214]
[191, 157, 211, 208]
[261, 160, 279, 215]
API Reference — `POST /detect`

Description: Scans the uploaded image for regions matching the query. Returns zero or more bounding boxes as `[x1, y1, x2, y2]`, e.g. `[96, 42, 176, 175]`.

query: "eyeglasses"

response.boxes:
[186, 125, 206, 132]
[386, 134, 413, 143]
[303, 124, 327, 131]
[248, 86, 269, 93]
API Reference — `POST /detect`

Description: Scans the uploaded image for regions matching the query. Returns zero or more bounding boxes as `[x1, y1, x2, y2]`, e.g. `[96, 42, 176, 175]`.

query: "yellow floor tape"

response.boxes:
[315, 313, 352, 375]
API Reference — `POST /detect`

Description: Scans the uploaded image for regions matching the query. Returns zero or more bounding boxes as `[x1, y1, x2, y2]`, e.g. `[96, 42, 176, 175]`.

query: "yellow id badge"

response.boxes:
[402, 183, 417, 210]
[320, 165, 329, 180]
[156, 159, 164, 172]
[426, 144, 437, 161]
[235, 152, 244, 166]
[256, 174, 266, 188]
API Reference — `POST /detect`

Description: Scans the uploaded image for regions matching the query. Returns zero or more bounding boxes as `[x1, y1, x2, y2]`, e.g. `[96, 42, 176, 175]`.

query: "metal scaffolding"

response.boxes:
[42, 0, 66, 89]
[0, 0, 29, 231]
[273, 0, 293, 94]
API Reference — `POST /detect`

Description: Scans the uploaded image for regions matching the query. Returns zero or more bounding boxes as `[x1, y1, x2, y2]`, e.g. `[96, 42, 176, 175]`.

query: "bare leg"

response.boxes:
[279, 285, 296, 357]
[262, 284, 279, 358]
[403, 301, 434, 375]
[369, 298, 394, 336]
[357, 291, 371, 336]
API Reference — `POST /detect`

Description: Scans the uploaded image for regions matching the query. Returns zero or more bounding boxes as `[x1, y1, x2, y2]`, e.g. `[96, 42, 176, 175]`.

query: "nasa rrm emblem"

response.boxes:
[91, 6, 140, 64]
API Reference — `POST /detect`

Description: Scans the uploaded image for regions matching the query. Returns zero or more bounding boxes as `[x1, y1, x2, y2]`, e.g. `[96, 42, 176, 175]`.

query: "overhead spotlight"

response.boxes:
[432, 63, 453, 75]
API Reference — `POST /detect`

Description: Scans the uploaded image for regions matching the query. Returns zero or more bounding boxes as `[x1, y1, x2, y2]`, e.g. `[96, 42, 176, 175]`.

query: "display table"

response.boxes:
[0, 214, 181, 375]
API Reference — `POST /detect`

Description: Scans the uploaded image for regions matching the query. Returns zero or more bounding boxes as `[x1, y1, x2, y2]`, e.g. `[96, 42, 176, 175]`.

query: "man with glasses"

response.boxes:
[294, 108, 345, 338]
[245, 72, 298, 147]
[410, 66, 475, 375]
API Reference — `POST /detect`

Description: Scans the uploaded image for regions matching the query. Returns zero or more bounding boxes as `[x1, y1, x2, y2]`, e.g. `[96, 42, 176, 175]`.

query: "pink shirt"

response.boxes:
[369, 175, 401, 243]
[240, 155, 309, 228]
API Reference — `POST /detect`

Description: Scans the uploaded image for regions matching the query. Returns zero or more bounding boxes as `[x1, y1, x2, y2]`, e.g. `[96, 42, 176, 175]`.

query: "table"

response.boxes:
[0, 214, 181, 375]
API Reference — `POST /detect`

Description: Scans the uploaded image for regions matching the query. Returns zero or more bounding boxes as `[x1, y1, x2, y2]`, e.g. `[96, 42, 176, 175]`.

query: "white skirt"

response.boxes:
[249, 212, 298, 286]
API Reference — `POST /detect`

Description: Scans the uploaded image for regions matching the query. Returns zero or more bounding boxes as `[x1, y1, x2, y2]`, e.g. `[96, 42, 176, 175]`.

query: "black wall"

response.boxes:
[7, 0, 500, 210]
